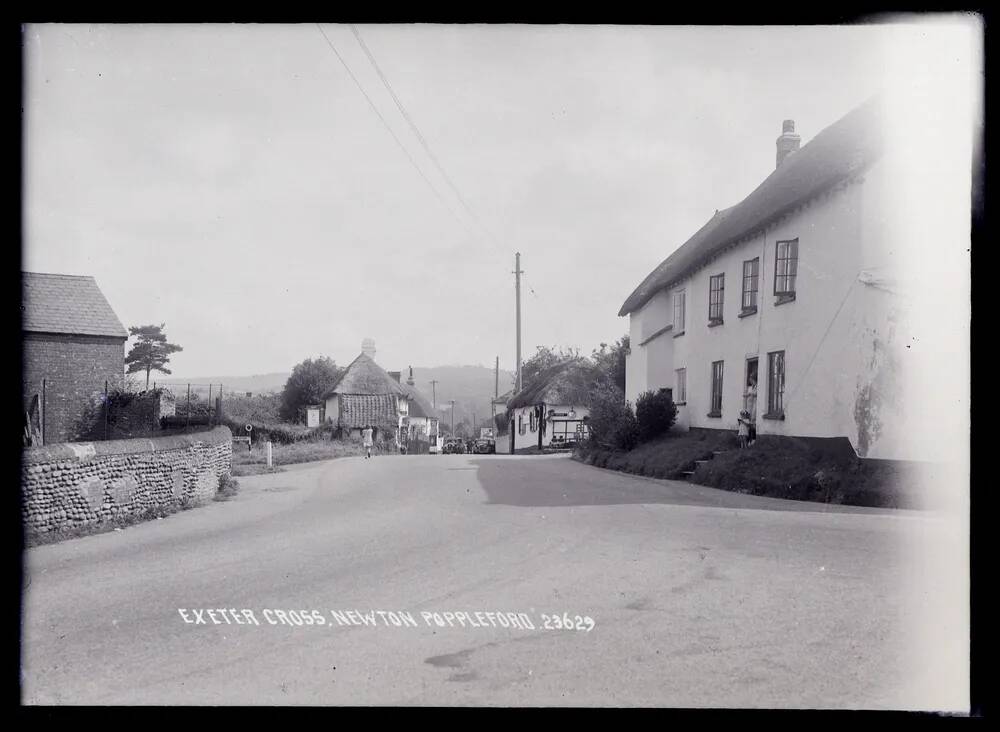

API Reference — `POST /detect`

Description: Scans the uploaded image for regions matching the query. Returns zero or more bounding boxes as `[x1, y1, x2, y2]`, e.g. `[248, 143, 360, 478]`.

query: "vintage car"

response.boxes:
[443, 438, 466, 454]
[472, 438, 495, 454]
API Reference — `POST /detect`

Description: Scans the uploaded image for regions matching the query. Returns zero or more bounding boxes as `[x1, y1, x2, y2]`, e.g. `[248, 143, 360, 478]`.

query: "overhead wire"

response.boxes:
[349, 25, 503, 249]
[315, 23, 479, 244]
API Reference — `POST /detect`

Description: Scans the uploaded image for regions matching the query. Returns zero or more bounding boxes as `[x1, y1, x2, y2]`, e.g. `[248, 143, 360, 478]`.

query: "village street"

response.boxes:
[21, 454, 963, 708]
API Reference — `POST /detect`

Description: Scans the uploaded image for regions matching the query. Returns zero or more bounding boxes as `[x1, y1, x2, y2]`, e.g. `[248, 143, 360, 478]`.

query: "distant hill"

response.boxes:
[168, 372, 290, 396]
[173, 364, 516, 430]
[408, 365, 516, 430]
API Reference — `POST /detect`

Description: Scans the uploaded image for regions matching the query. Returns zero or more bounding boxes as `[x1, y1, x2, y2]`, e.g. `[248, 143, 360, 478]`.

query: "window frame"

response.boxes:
[741, 257, 759, 313]
[708, 360, 724, 417]
[765, 350, 785, 419]
[774, 239, 798, 299]
[675, 368, 687, 405]
[673, 289, 686, 334]
[708, 274, 725, 324]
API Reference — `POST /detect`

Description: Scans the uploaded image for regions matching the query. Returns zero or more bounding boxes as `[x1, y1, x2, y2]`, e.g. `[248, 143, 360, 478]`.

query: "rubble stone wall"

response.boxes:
[22, 426, 233, 535]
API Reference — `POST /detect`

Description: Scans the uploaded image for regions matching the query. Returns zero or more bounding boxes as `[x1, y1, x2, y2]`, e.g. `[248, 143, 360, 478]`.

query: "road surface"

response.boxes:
[22, 454, 967, 708]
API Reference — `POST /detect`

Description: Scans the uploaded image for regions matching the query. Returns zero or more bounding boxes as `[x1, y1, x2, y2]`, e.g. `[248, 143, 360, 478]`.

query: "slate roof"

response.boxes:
[22, 272, 128, 338]
[338, 394, 401, 429]
[324, 352, 406, 398]
[401, 383, 436, 419]
[619, 95, 886, 316]
[507, 359, 597, 410]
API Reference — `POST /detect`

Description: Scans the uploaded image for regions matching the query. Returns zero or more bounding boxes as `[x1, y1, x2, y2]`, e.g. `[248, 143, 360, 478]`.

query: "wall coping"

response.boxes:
[22, 426, 233, 465]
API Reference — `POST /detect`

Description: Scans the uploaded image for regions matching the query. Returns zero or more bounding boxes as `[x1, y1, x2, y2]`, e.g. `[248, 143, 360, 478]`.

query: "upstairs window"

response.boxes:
[742, 258, 759, 312]
[774, 239, 798, 299]
[673, 290, 686, 333]
[708, 274, 724, 323]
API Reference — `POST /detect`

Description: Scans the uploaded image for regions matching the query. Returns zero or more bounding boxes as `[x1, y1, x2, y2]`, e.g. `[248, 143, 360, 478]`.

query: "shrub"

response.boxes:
[215, 472, 240, 501]
[586, 385, 639, 451]
[635, 390, 678, 443]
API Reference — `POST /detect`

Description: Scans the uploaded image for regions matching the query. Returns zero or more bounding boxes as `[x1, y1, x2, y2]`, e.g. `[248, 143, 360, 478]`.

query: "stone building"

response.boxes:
[22, 272, 128, 445]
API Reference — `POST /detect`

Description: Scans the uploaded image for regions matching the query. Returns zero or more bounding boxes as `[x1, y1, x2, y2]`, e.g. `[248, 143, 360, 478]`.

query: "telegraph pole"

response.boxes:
[430, 380, 438, 410]
[514, 252, 524, 393]
[449, 400, 455, 436]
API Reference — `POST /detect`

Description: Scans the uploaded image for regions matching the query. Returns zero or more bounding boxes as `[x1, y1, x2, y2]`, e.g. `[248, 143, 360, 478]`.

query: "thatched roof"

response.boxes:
[619, 95, 886, 316]
[402, 382, 436, 419]
[324, 352, 405, 398]
[507, 359, 597, 410]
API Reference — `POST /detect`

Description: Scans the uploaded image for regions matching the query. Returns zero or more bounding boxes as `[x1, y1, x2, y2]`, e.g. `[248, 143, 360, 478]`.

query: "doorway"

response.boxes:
[745, 358, 758, 411]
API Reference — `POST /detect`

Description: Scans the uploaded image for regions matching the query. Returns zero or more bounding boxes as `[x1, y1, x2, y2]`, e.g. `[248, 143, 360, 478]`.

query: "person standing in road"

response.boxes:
[362, 426, 374, 459]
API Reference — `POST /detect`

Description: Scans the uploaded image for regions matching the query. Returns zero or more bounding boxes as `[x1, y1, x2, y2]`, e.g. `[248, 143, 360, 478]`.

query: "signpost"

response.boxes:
[233, 424, 253, 454]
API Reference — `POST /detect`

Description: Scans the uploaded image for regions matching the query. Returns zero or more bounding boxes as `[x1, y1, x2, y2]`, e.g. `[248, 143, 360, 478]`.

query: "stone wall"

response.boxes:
[22, 426, 233, 535]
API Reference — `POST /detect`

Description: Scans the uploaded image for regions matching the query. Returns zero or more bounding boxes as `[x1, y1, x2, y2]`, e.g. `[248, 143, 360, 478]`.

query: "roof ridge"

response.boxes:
[618, 95, 885, 316]
[23, 271, 97, 280]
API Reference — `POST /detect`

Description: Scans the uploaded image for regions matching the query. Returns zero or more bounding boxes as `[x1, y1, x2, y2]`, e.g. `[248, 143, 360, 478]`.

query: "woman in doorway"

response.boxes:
[745, 376, 758, 446]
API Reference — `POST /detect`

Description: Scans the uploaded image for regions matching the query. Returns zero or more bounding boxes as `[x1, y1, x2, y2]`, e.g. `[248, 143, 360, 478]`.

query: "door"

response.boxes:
[745, 358, 759, 413]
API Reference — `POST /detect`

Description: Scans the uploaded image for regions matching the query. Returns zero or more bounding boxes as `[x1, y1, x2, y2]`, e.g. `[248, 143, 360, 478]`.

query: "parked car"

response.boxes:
[443, 438, 466, 454]
[472, 438, 495, 454]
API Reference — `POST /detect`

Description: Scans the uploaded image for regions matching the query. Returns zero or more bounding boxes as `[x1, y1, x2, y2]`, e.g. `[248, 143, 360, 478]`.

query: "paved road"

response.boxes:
[22, 454, 967, 708]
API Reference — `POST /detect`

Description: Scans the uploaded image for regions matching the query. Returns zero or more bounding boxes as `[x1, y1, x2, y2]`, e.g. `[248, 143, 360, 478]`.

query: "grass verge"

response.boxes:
[231, 439, 367, 476]
[575, 431, 913, 508]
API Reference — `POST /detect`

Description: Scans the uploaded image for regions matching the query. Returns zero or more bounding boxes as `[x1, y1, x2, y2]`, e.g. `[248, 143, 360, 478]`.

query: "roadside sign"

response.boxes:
[245, 424, 253, 433]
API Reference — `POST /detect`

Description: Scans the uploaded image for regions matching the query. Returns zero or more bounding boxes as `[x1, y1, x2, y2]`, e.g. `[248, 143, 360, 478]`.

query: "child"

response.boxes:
[362, 426, 373, 459]
[737, 410, 750, 449]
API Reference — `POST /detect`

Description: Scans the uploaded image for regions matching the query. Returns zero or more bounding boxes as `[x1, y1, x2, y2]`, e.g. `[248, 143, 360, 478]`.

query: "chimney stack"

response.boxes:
[776, 119, 801, 169]
[361, 338, 376, 361]
[406, 366, 415, 387]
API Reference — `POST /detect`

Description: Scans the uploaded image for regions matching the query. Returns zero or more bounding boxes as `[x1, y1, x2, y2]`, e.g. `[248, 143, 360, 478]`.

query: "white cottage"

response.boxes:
[620, 95, 937, 461]
[506, 360, 592, 453]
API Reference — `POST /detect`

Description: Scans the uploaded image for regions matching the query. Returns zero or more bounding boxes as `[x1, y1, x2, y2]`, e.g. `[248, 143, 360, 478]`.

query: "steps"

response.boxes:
[681, 451, 731, 481]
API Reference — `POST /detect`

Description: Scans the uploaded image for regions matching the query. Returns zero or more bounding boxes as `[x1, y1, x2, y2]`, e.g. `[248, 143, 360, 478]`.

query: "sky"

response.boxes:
[21, 20, 977, 377]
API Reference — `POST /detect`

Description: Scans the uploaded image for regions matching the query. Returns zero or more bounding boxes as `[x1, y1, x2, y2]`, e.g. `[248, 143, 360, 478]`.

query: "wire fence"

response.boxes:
[22, 378, 229, 446]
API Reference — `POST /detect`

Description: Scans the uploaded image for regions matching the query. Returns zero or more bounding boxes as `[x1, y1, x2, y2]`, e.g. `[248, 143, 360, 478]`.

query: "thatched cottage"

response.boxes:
[322, 342, 408, 446]
[506, 359, 594, 453]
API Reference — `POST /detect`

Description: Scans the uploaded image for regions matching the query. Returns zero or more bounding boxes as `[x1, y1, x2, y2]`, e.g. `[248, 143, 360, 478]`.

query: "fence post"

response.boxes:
[104, 380, 109, 440]
[267, 441, 273, 469]
[186, 383, 191, 432]
[208, 383, 213, 426]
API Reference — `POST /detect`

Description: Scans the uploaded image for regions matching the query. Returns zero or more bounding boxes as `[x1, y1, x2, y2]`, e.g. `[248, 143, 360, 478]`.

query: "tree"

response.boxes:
[125, 324, 184, 389]
[280, 356, 343, 422]
[592, 335, 630, 392]
[520, 345, 581, 389]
